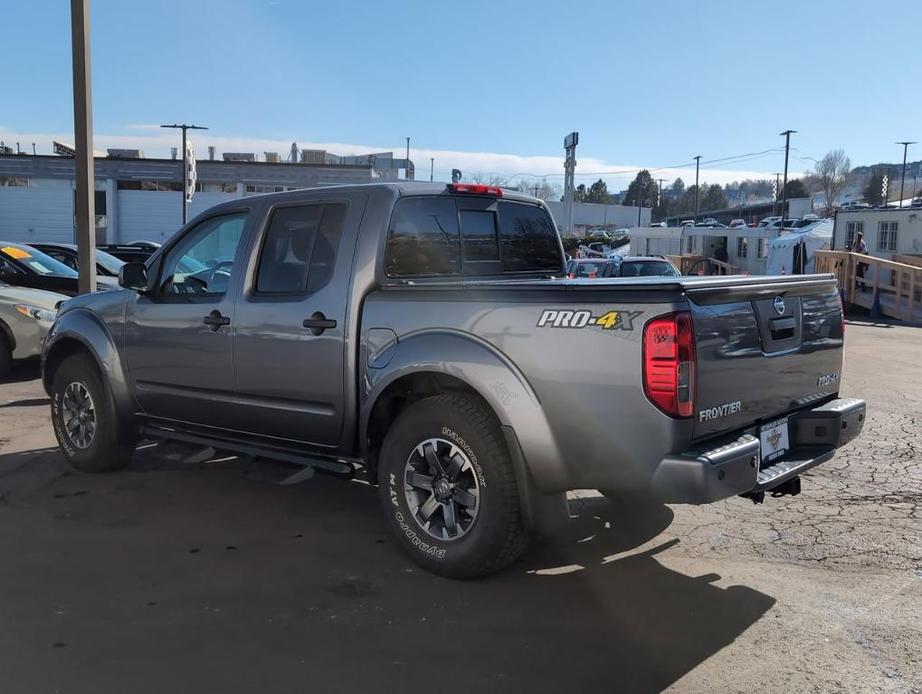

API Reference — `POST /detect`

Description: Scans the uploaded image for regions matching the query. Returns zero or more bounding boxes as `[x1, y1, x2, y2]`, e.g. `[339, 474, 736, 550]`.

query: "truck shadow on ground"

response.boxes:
[0, 444, 776, 694]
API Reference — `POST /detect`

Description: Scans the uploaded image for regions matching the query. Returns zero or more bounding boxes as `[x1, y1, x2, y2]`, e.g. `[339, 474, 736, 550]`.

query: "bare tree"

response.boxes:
[815, 150, 851, 215]
[514, 178, 562, 202]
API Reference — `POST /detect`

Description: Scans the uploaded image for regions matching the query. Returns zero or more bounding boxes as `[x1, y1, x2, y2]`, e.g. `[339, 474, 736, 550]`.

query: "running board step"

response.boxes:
[240, 457, 317, 486]
[140, 425, 354, 478]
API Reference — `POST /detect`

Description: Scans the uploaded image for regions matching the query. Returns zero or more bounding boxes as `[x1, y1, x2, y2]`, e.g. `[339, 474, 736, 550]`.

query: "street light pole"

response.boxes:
[896, 141, 916, 208]
[693, 155, 701, 222]
[160, 123, 208, 225]
[430, 157, 434, 182]
[70, 0, 96, 295]
[779, 130, 796, 223]
[406, 137, 411, 180]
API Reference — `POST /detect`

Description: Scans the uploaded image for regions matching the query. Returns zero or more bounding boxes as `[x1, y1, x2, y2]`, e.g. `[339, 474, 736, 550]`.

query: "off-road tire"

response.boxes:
[378, 393, 529, 579]
[50, 353, 135, 472]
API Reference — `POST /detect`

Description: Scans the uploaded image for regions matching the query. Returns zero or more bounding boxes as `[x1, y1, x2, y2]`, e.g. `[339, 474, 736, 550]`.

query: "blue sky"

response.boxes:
[2, 0, 921, 189]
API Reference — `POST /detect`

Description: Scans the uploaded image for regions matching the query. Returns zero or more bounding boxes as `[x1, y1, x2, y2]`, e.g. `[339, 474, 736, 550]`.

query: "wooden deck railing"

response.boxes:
[814, 250, 921, 322]
[665, 254, 740, 275]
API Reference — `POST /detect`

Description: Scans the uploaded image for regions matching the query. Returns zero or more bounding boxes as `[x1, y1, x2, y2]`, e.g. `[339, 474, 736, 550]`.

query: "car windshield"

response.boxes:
[0, 243, 78, 277]
[620, 261, 680, 277]
[95, 248, 126, 274]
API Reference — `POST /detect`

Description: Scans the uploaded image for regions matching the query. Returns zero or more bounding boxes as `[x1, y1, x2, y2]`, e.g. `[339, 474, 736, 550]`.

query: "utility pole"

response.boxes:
[779, 130, 796, 223]
[160, 123, 208, 225]
[693, 155, 702, 222]
[70, 0, 96, 295]
[896, 141, 916, 207]
[430, 157, 434, 182]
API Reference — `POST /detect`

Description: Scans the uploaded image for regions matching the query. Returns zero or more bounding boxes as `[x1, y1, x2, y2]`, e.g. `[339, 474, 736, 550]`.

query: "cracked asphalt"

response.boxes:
[0, 320, 919, 693]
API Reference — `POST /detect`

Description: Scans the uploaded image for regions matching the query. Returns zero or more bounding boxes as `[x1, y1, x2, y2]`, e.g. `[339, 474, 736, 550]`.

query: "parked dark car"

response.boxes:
[30, 242, 126, 277]
[615, 256, 681, 277]
[97, 242, 159, 264]
[0, 242, 118, 296]
[565, 258, 618, 278]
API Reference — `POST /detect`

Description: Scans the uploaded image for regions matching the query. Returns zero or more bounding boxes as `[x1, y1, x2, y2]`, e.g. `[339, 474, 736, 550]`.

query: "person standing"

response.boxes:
[851, 231, 869, 291]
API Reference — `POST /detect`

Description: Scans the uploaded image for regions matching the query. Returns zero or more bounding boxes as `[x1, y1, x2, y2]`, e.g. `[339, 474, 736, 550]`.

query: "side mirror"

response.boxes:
[118, 262, 150, 292]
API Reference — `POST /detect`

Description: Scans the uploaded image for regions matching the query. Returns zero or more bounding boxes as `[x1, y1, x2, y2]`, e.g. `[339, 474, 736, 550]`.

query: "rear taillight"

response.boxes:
[643, 311, 696, 418]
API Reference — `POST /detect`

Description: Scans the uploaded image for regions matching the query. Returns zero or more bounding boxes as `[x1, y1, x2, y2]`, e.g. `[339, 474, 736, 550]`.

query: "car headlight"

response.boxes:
[14, 304, 58, 322]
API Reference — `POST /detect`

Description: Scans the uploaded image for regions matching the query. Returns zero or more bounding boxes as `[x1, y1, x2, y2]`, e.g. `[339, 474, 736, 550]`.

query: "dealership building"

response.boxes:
[0, 148, 409, 245]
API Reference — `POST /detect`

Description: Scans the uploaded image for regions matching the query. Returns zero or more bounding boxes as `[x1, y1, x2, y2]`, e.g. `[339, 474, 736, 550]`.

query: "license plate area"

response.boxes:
[760, 417, 789, 463]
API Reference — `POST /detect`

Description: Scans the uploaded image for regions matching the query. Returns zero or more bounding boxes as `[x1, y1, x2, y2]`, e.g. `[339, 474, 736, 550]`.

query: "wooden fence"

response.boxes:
[814, 250, 922, 323]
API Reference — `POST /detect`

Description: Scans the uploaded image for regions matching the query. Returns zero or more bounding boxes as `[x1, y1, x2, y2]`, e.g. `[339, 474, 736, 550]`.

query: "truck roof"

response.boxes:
[223, 181, 542, 205]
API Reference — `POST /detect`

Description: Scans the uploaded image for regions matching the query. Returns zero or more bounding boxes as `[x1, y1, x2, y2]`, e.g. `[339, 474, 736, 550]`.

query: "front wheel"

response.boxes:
[50, 353, 135, 472]
[378, 393, 528, 579]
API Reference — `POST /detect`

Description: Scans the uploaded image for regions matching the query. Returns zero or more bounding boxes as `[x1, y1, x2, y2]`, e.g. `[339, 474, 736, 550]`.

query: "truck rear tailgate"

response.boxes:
[684, 275, 843, 440]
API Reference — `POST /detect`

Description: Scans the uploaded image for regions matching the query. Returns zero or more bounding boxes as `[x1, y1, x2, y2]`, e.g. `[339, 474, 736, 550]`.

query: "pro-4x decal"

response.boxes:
[536, 309, 642, 331]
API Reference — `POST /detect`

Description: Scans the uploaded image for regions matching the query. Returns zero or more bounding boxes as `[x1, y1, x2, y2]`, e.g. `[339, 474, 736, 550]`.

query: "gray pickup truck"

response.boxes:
[43, 182, 866, 578]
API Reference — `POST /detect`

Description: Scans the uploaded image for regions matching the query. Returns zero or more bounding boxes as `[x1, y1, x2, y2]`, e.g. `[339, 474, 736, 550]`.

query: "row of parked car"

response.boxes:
[0, 240, 159, 376]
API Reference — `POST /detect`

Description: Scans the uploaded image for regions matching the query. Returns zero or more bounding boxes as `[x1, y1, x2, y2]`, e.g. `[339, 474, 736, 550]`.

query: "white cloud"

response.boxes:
[0, 126, 806, 190]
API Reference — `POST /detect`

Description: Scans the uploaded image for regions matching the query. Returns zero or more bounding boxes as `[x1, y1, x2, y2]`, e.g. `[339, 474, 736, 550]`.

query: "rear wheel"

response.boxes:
[378, 393, 528, 579]
[50, 353, 135, 472]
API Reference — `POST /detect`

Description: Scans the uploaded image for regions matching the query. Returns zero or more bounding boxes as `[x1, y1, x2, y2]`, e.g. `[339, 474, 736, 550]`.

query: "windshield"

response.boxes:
[620, 261, 680, 277]
[0, 243, 79, 277]
[95, 248, 126, 274]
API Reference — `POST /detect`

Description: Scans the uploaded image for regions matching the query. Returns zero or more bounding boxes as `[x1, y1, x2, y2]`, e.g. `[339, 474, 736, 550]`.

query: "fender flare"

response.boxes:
[42, 308, 134, 417]
[361, 329, 567, 491]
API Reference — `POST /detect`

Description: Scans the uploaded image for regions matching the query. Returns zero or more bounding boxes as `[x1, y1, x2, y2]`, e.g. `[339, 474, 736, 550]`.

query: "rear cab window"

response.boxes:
[385, 195, 562, 278]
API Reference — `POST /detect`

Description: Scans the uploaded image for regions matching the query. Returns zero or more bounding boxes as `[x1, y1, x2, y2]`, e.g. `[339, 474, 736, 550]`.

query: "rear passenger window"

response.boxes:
[385, 198, 460, 276]
[255, 203, 346, 293]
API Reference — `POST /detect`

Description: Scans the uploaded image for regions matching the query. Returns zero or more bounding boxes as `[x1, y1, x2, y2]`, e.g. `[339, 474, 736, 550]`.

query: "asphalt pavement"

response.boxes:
[0, 319, 919, 693]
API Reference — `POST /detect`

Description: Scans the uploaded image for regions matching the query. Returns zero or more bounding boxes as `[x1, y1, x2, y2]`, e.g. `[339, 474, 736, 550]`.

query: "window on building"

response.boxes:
[844, 220, 863, 249]
[255, 203, 346, 294]
[758, 238, 768, 259]
[877, 221, 898, 252]
[685, 235, 695, 253]
[736, 237, 749, 258]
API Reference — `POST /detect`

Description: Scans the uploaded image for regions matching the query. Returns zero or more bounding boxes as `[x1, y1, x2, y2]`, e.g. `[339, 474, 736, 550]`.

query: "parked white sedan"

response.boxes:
[0, 283, 66, 377]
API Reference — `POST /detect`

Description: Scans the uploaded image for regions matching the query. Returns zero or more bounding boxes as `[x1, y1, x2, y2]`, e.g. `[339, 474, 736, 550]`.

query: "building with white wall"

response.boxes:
[629, 225, 785, 274]
[832, 208, 922, 259]
[546, 200, 650, 236]
[0, 153, 374, 245]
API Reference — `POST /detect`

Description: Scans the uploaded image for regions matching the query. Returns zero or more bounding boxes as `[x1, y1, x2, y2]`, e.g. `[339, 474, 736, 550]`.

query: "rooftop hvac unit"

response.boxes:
[264, 152, 281, 163]
[300, 149, 326, 164]
[223, 152, 256, 162]
[107, 148, 145, 159]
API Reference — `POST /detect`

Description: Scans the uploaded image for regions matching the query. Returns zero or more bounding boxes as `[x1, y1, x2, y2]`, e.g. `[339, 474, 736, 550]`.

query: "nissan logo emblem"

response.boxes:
[773, 296, 786, 315]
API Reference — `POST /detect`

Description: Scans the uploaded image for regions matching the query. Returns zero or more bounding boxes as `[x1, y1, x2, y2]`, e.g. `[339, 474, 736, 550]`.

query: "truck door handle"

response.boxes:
[303, 312, 337, 335]
[202, 310, 230, 331]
